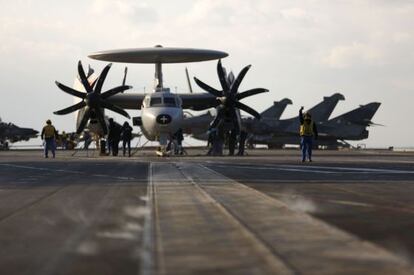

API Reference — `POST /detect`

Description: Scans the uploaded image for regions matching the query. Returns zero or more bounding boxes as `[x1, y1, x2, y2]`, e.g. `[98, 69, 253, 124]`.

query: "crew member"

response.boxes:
[299, 107, 318, 162]
[174, 128, 184, 155]
[41, 119, 58, 158]
[207, 128, 216, 156]
[121, 121, 133, 157]
[228, 130, 238, 156]
[211, 125, 225, 156]
[61, 131, 68, 150]
[83, 130, 92, 156]
[237, 130, 248, 156]
[108, 118, 121, 156]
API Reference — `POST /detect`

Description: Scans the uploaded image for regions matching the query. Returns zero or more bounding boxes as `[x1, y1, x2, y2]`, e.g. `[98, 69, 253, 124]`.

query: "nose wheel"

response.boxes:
[156, 134, 170, 157]
[156, 149, 170, 157]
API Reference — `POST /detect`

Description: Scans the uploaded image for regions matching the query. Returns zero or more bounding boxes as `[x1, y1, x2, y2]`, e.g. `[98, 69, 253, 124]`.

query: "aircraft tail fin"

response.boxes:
[87, 65, 94, 78]
[261, 98, 292, 119]
[307, 93, 345, 122]
[329, 102, 381, 126]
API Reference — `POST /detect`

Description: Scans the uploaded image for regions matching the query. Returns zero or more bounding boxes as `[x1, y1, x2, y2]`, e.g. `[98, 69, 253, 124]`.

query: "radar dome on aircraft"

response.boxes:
[88, 45, 228, 64]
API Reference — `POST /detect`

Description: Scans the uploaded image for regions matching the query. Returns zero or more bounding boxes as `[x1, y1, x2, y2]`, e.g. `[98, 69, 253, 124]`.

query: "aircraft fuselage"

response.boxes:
[140, 90, 183, 145]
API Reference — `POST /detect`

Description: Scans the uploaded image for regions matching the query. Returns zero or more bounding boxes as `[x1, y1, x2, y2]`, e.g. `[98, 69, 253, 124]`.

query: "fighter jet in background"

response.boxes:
[190, 93, 345, 144]
[315, 102, 382, 147]
[250, 102, 381, 149]
[0, 118, 38, 149]
[245, 93, 345, 136]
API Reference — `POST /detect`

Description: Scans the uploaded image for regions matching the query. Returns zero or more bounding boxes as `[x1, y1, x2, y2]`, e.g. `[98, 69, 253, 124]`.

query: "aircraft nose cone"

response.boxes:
[156, 114, 172, 125]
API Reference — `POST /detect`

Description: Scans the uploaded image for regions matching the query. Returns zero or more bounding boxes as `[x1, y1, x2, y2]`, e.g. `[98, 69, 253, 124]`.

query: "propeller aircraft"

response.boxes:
[54, 45, 268, 155]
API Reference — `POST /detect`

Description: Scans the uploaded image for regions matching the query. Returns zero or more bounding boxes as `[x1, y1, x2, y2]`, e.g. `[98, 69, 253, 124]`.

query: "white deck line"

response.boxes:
[140, 162, 155, 275]
[208, 163, 414, 174]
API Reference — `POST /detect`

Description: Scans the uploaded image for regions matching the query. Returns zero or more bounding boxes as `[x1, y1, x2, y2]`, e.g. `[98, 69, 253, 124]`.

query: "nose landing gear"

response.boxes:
[156, 134, 170, 157]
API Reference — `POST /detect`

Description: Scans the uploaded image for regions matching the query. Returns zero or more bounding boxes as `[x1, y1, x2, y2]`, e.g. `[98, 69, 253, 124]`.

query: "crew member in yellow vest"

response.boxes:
[61, 131, 68, 150]
[41, 119, 58, 158]
[299, 107, 318, 162]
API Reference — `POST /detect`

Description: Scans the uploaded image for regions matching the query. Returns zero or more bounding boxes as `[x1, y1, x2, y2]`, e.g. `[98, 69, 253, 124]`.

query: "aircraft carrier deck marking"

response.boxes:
[147, 162, 413, 275]
[0, 163, 137, 180]
[209, 163, 414, 174]
[140, 163, 155, 275]
[148, 162, 294, 275]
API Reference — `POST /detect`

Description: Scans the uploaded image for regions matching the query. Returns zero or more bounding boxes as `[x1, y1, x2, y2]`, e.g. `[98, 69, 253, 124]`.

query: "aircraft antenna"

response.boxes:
[185, 67, 193, 93]
[122, 67, 128, 85]
[155, 62, 163, 89]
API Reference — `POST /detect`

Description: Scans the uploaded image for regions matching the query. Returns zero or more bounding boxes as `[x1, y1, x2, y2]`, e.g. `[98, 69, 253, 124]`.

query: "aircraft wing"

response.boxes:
[178, 93, 218, 110]
[181, 111, 214, 135]
[106, 93, 145, 110]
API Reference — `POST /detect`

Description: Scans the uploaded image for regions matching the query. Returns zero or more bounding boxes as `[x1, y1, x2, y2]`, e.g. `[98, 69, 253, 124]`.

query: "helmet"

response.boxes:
[46, 119, 52, 124]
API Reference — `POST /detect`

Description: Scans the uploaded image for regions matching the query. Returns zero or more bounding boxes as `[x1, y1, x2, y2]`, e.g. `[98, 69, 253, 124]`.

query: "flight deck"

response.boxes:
[0, 149, 413, 275]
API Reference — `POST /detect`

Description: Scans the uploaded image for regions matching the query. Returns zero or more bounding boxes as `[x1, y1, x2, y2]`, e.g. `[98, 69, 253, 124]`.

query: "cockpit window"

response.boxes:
[164, 97, 176, 107]
[150, 97, 162, 106]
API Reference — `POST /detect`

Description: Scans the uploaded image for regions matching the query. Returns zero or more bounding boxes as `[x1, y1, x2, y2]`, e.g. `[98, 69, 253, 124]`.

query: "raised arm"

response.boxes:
[299, 106, 304, 124]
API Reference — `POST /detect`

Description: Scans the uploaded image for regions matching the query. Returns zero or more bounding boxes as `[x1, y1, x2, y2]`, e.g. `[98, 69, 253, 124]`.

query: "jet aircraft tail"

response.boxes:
[307, 93, 345, 122]
[328, 102, 381, 126]
[261, 98, 292, 120]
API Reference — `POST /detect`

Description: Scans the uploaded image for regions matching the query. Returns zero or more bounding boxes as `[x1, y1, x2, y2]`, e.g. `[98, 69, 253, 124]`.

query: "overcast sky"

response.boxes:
[1, 0, 413, 147]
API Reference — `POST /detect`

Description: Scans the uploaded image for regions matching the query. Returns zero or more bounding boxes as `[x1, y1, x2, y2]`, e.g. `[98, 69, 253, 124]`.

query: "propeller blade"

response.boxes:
[76, 108, 91, 134]
[210, 106, 225, 128]
[55, 81, 86, 99]
[101, 85, 132, 99]
[230, 65, 251, 94]
[54, 101, 86, 115]
[217, 60, 229, 92]
[94, 108, 108, 135]
[94, 63, 112, 94]
[234, 101, 261, 119]
[100, 100, 130, 118]
[90, 78, 97, 89]
[77, 61, 93, 93]
[210, 115, 222, 129]
[229, 108, 241, 132]
[236, 88, 269, 100]
[193, 77, 222, 97]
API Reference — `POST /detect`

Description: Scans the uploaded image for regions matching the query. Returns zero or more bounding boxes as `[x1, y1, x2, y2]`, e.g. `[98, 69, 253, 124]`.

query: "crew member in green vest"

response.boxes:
[299, 107, 318, 162]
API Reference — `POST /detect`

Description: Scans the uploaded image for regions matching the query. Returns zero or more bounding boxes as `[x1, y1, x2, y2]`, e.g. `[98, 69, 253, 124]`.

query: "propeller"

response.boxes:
[54, 61, 132, 135]
[194, 60, 268, 132]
